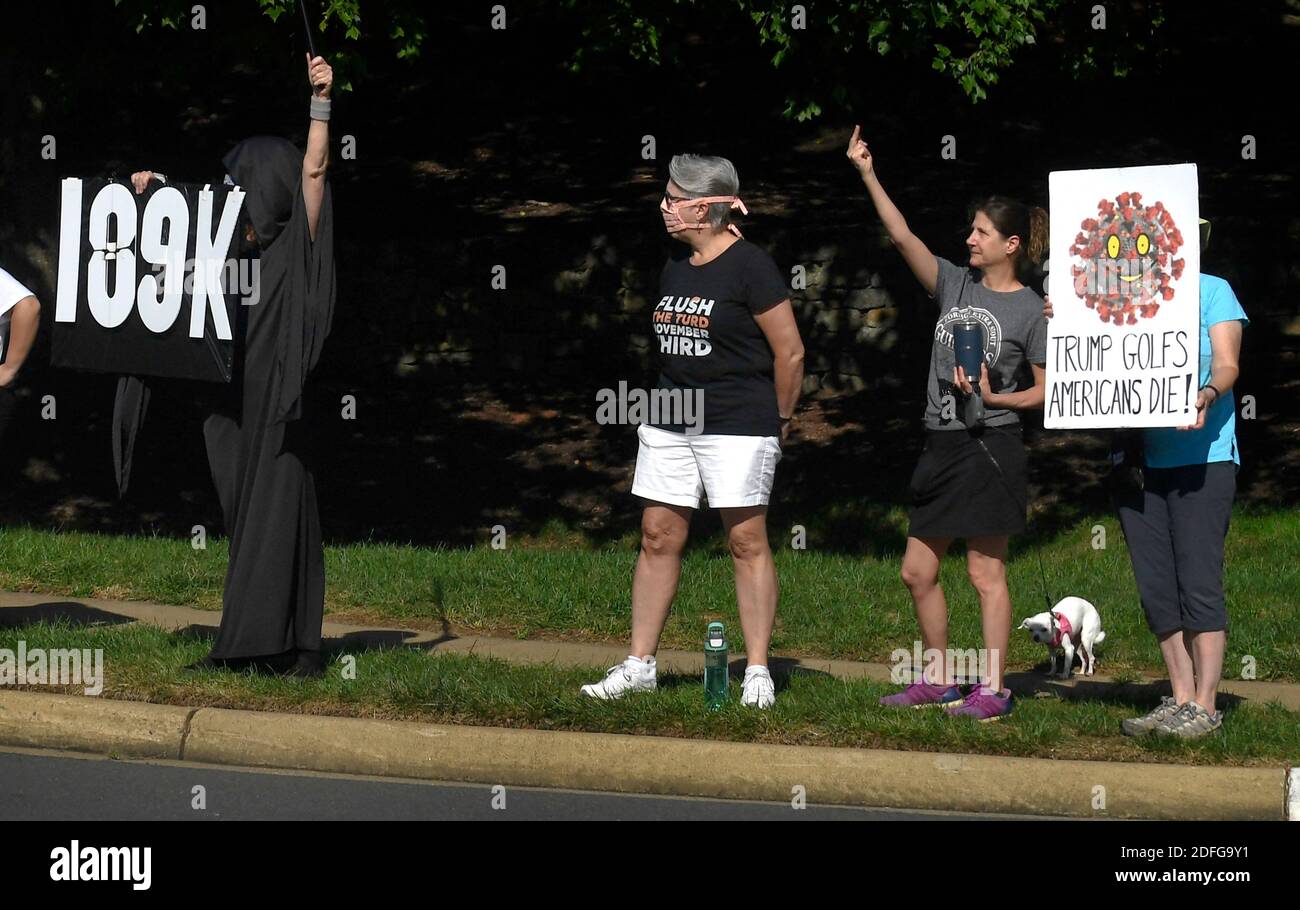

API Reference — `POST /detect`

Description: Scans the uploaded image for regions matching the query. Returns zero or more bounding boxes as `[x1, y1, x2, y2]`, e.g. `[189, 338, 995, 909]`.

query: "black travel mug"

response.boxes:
[953, 321, 985, 383]
[953, 321, 986, 426]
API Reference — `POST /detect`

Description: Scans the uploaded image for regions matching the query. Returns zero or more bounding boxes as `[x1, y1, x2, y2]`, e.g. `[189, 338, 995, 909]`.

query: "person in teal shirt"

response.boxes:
[1113, 269, 1247, 740]
[1046, 242, 1248, 740]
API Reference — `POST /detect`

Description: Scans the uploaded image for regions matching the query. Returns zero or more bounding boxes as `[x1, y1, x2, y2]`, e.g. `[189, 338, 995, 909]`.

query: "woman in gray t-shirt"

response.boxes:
[846, 126, 1048, 722]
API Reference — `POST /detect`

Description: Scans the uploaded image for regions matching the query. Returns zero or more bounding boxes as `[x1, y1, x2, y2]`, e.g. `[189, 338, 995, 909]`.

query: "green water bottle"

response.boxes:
[704, 621, 729, 711]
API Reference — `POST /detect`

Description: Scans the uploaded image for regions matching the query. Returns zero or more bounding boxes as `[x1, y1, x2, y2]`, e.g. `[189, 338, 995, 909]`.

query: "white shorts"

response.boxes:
[631, 423, 782, 509]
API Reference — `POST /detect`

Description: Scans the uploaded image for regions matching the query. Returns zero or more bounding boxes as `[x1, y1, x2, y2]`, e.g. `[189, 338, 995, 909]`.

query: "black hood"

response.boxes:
[222, 136, 302, 249]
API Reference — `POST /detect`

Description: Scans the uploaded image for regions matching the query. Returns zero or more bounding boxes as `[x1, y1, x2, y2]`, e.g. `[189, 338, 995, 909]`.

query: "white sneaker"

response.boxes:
[580, 656, 657, 700]
[741, 665, 775, 709]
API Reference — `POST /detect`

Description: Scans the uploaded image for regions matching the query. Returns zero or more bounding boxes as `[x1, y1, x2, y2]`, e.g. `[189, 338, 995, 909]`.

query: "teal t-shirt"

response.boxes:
[1143, 274, 1248, 468]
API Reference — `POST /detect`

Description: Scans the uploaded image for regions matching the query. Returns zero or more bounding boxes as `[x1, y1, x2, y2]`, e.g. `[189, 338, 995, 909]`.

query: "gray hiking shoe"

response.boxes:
[1152, 702, 1223, 740]
[1120, 696, 1183, 737]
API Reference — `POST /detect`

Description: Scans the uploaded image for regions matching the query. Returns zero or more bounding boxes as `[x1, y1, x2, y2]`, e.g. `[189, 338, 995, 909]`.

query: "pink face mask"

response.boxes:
[660, 194, 749, 238]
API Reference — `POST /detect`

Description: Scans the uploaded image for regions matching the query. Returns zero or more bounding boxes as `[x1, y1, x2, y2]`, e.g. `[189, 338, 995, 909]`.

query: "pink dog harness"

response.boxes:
[1049, 611, 1075, 648]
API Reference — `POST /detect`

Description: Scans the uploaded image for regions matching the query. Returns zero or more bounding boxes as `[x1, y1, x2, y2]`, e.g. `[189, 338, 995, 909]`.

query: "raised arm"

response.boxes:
[846, 125, 939, 296]
[303, 54, 333, 243]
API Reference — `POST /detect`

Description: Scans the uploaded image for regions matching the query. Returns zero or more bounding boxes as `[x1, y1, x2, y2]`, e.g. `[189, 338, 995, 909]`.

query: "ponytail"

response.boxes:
[1027, 206, 1049, 266]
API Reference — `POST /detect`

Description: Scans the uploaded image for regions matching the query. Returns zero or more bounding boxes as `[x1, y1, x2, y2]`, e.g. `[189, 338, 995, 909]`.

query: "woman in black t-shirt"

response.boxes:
[580, 154, 806, 709]
[846, 127, 1049, 721]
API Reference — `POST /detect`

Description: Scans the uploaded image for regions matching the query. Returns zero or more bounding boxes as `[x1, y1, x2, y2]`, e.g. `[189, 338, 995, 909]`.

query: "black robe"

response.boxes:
[111, 139, 335, 663]
[203, 136, 336, 660]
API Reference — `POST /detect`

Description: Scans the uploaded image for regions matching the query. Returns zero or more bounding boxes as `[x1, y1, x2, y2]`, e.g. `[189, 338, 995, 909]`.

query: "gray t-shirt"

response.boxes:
[924, 257, 1047, 430]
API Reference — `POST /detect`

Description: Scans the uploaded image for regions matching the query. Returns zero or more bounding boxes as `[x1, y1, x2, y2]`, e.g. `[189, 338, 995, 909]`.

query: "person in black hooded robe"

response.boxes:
[124, 54, 337, 676]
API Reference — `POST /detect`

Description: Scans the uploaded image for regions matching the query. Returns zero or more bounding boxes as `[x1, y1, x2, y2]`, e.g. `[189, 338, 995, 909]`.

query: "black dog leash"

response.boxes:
[948, 273, 1054, 611]
[971, 424, 1055, 613]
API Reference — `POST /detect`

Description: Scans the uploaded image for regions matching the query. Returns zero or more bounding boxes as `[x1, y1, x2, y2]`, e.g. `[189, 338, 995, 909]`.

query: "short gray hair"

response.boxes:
[668, 154, 740, 231]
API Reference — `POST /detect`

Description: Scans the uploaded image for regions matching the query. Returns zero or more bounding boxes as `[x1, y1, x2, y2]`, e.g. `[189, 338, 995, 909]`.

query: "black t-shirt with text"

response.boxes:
[650, 239, 789, 436]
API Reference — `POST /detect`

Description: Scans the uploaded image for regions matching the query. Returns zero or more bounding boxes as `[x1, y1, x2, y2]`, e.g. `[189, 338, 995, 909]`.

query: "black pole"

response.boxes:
[298, 0, 317, 58]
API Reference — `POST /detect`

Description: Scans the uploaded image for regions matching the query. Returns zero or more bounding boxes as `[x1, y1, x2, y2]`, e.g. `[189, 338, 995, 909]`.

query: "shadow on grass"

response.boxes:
[1011, 673, 1249, 715]
[0, 602, 136, 629]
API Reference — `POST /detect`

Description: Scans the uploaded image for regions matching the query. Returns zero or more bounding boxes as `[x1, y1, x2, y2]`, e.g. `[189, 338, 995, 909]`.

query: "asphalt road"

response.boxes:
[0, 746, 1055, 821]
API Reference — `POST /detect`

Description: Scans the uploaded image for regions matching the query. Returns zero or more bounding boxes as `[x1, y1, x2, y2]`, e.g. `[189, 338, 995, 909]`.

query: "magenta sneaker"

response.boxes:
[879, 681, 964, 708]
[945, 686, 1013, 721]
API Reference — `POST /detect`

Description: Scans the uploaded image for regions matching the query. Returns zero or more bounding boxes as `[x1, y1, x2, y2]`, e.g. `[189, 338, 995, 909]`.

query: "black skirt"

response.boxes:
[907, 423, 1028, 539]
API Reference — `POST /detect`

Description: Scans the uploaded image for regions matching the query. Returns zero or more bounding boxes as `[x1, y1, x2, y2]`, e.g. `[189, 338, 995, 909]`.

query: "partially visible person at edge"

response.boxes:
[0, 265, 41, 445]
[1044, 218, 1246, 739]
[580, 153, 805, 709]
[847, 125, 1048, 722]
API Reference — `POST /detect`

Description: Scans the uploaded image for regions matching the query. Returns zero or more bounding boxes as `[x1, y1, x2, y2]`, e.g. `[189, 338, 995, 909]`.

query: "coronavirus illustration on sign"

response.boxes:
[1069, 191, 1186, 325]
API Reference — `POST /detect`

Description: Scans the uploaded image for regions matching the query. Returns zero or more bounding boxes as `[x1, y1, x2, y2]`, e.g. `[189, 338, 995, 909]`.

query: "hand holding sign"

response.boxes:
[1180, 389, 1212, 432]
[130, 171, 156, 195]
[307, 54, 332, 99]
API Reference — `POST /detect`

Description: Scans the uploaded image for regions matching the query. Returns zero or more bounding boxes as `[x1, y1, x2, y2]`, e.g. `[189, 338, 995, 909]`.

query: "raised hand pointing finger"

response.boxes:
[846, 124, 873, 177]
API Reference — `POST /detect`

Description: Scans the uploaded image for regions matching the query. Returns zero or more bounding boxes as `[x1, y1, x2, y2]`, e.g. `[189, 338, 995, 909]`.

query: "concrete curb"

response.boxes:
[4, 591, 1300, 710]
[0, 689, 193, 759]
[0, 690, 1287, 819]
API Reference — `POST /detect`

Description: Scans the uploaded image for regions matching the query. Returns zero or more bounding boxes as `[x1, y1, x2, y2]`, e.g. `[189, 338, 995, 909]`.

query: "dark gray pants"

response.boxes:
[1115, 462, 1236, 635]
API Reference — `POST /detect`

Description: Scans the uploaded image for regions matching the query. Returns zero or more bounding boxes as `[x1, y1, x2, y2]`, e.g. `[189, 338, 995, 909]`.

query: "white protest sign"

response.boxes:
[1045, 163, 1199, 428]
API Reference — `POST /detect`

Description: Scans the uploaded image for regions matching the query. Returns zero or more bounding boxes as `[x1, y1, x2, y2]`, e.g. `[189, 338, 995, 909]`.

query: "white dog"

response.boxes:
[1019, 597, 1106, 679]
